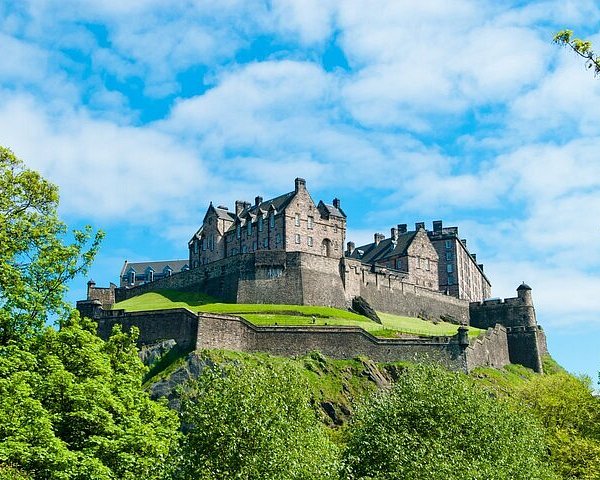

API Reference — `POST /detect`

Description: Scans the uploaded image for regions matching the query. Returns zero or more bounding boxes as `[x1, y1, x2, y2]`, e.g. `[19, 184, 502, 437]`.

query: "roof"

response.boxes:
[243, 191, 296, 217]
[120, 259, 189, 276]
[348, 231, 417, 263]
[214, 205, 236, 221]
[517, 283, 532, 291]
[319, 201, 347, 218]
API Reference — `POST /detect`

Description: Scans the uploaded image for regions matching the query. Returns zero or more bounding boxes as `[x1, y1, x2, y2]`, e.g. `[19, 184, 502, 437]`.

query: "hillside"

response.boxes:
[113, 290, 484, 338]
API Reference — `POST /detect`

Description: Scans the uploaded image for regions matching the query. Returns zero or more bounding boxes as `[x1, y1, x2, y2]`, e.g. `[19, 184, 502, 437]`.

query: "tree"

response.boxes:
[554, 30, 600, 76]
[516, 372, 600, 479]
[178, 358, 340, 480]
[0, 316, 181, 479]
[342, 364, 557, 480]
[0, 146, 103, 345]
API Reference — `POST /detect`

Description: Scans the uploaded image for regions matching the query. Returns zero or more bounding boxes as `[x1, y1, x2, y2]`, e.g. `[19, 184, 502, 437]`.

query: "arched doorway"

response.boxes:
[321, 239, 332, 257]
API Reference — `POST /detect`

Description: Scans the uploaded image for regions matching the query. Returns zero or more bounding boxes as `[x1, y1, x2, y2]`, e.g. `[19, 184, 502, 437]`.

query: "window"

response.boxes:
[447, 264, 453, 273]
[426, 259, 430, 271]
[263, 238, 268, 248]
[396, 259, 401, 269]
[211, 235, 215, 251]
[269, 214, 275, 228]
[267, 267, 283, 278]
[276, 234, 281, 245]
[253, 241, 257, 251]
[416, 257, 421, 269]
[445, 240, 452, 249]
[448, 275, 455, 285]
[193, 261, 198, 268]
[242, 245, 248, 253]
[295, 213, 300, 226]
[308, 236, 313, 246]
[236, 224, 241, 239]
[129, 271, 135, 284]
[202, 239, 206, 251]
[193, 241, 198, 254]
[258, 216, 263, 232]
[247, 221, 252, 235]
[333, 225, 337, 233]
[295, 234, 301, 244]
[231, 248, 237, 256]
[446, 251, 453, 261]
[307, 216, 314, 229]
[147, 270, 154, 282]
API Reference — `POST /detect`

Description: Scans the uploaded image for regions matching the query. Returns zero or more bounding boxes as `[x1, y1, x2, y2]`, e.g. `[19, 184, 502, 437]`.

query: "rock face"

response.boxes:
[352, 296, 382, 324]
[139, 339, 177, 367]
[148, 353, 215, 409]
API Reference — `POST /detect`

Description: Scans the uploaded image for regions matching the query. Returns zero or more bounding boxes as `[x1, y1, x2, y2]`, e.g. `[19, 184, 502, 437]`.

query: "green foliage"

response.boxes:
[0, 147, 104, 345]
[515, 372, 600, 479]
[178, 359, 340, 480]
[554, 29, 600, 76]
[343, 364, 557, 480]
[0, 316, 181, 479]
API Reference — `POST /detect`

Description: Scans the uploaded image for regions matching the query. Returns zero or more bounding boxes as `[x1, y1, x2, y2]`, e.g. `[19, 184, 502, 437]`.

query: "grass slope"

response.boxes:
[113, 290, 484, 338]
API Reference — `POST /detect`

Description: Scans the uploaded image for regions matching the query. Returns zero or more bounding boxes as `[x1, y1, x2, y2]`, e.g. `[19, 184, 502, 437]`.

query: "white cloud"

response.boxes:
[0, 93, 209, 223]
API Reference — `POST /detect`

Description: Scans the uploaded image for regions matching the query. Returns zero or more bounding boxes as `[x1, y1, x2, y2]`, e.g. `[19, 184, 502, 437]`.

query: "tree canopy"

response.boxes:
[343, 364, 557, 480]
[178, 359, 340, 480]
[0, 146, 103, 345]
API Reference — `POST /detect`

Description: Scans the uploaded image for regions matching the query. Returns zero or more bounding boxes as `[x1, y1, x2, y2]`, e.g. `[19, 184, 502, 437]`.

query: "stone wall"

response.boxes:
[87, 282, 116, 307]
[469, 297, 536, 329]
[197, 313, 469, 371]
[506, 327, 544, 373]
[343, 258, 469, 323]
[94, 308, 199, 351]
[464, 324, 510, 371]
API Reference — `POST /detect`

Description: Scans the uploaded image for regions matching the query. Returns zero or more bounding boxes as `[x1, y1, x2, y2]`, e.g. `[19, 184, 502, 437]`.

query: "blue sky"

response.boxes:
[2, 0, 600, 380]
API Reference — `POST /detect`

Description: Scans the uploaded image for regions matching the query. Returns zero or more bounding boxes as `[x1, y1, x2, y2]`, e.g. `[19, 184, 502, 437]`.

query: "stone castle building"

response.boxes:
[79, 178, 548, 374]
[188, 178, 346, 268]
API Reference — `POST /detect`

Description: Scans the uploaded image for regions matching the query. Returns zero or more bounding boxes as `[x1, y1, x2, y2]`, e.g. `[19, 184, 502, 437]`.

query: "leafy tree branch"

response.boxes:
[554, 29, 600, 76]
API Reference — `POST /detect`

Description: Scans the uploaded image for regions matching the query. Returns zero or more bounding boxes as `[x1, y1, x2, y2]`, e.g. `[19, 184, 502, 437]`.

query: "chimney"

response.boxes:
[398, 223, 407, 234]
[390, 227, 398, 241]
[433, 220, 442, 233]
[255, 196, 263, 207]
[333, 198, 340, 209]
[295, 177, 306, 192]
[415, 222, 425, 231]
[235, 200, 245, 216]
[374, 233, 385, 245]
[243, 201, 251, 211]
[347, 241, 355, 255]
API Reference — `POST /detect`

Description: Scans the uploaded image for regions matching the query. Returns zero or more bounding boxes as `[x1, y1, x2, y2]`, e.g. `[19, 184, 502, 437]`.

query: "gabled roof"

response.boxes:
[348, 231, 417, 264]
[120, 260, 189, 277]
[242, 191, 296, 217]
[204, 203, 236, 222]
[318, 200, 346, 218]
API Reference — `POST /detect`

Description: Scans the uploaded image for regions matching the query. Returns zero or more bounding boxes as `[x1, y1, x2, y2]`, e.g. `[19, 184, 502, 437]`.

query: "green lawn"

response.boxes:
[112, 290, 484, 338]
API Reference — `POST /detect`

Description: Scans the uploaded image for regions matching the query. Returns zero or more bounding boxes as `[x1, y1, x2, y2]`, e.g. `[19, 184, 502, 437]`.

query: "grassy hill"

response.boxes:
[112, 290, 484, 338]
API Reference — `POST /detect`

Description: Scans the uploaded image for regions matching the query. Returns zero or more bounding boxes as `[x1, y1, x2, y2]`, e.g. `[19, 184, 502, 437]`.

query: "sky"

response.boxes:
[1, 0, 600, 380]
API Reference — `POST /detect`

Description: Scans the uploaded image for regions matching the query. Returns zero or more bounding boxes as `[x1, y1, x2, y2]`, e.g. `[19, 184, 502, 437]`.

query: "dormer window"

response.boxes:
[247, 221, 252, 235]
[236, 224, 241, 239]
[258, 216, 263, 232]
[202, 238, 206, 251]
[269, 214, 275, 228]
[128, 270, 135, 284]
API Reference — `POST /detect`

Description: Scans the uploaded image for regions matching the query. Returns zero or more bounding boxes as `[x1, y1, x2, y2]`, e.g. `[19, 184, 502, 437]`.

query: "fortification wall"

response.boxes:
[94, 308, 199, 351]
[464, 325, 510, 371]
[197, 314, 469, 371]
[506, 327, 544, 373]
[88, 283, 116, 307]
[469, 297, 536, 329]
[343, 258, 469, 323]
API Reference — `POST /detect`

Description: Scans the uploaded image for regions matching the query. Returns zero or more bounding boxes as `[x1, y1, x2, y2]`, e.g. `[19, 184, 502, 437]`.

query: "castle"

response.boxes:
[79, 178, 548, 374]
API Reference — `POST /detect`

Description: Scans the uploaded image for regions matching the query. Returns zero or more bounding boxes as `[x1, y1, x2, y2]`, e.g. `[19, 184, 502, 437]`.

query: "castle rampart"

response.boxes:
[77, 304, 515, 373]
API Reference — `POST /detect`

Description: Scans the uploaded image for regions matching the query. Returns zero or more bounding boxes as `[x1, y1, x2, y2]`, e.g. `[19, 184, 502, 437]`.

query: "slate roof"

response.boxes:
[319, 201, 347, 218]
[242, 191, 296, 217]
[348, 231, 417, 264]
[120, 260, 189, 277]
[214, 206, 236, 221]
